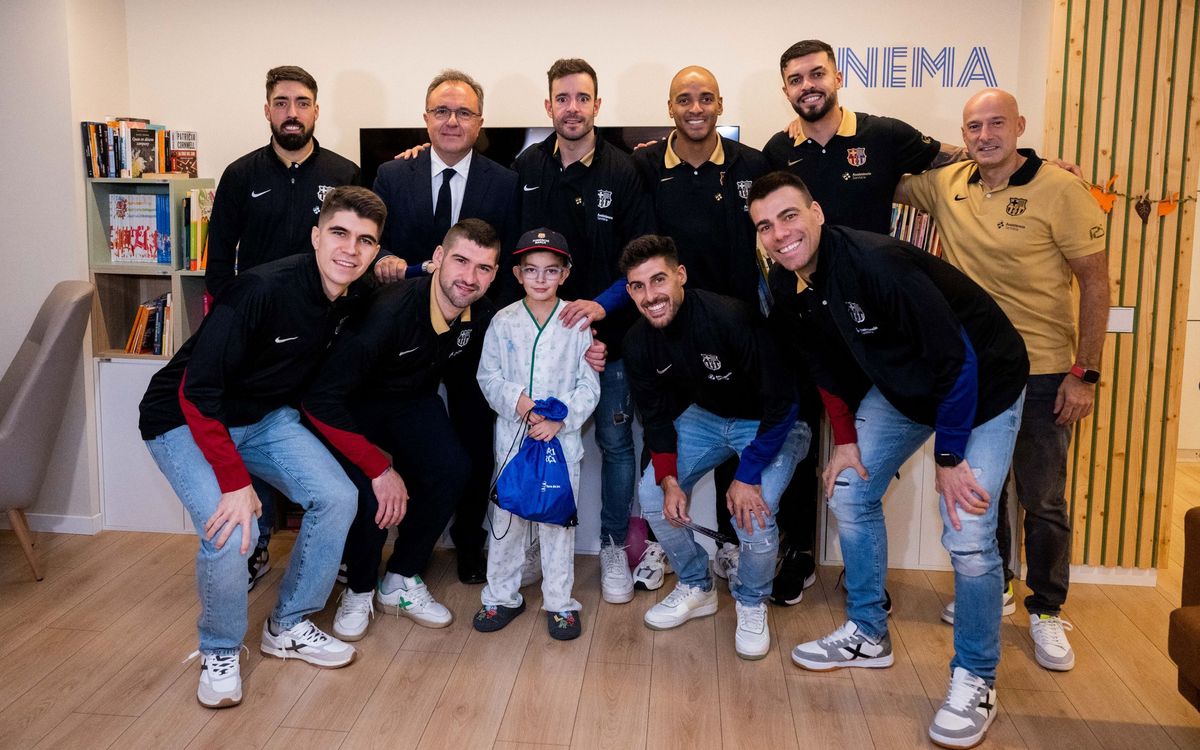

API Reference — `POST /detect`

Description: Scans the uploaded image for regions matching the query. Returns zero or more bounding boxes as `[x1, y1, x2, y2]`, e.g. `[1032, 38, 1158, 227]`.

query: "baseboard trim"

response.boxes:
[1177, 448, 1200, 463]
[0, 511, 102, 535]
[1060, 564, 1157, 586]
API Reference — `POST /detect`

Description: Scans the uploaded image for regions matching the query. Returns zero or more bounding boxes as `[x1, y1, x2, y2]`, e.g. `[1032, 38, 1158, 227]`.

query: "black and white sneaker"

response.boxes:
[771, 543, 816, 606]
[928, 667, 997, 748]
[260, 619, 355, 668]
[247, 544, 270, 592]
[791, 620, 894, 671]
[191, 651, 242, 708]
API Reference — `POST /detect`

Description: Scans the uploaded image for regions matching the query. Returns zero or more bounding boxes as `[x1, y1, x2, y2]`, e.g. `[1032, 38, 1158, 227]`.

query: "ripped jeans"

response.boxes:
[639, 405, 811, 606]
[828, 386, 1024, 682]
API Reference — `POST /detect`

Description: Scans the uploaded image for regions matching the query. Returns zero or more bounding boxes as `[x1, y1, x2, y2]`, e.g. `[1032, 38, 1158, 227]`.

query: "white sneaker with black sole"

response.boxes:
[192, 651, 242, 708]
[713, 542, 739, 582]
[633, 542, 672, 591]
[734, 601, 770, 660]
[332, 588, 375, 641]
[376, 574, 453, 628]
[940, 581, 1017, 625]
[1029, 613, 1075, 671]
[600, 536, 634, 604]
[791, 620, 894, 671]
[260, 619, 355, 668]
[928, 667, 997, 748]
[643, 582, 718, 630]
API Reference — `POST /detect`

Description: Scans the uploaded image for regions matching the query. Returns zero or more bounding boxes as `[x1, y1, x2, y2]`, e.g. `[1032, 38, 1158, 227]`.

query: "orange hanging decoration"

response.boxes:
[1090, 175, 1119, 213]
[1157, 192, 1179, 217]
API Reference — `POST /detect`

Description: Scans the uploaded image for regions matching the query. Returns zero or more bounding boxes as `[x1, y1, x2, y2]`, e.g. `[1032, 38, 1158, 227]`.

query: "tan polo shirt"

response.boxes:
[902, 151, 1105, 374]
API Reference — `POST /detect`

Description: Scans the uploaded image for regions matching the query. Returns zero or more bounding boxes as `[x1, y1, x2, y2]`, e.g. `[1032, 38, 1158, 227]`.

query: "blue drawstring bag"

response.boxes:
[493, 397, 577, 527]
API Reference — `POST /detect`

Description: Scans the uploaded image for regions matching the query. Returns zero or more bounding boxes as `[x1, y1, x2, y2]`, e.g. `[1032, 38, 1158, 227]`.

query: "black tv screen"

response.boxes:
[359, 125, 740, 189]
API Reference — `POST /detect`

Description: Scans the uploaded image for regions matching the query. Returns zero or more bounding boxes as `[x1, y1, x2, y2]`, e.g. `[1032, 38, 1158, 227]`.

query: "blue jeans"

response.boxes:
[145, 406, 357, 655]
[638, 405, 811, 606]
[595, 359, 636, 544]
[828, 387, 1024, 682]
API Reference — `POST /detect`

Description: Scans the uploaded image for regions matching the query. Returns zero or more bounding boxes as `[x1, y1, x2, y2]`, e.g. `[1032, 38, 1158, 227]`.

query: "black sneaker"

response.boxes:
[473, 601, 525, 632]
[771, 544, 817, 606]
[547, 610, 582, 641]
[247, 544, 270, 592]
[834, 569, 894, 617]
[457, 548, 487, 585]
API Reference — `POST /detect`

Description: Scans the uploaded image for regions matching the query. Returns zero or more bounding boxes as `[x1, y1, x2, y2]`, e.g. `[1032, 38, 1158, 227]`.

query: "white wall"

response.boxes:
[121, 0, 1041, 183]
[1177, 171, 1200, 454]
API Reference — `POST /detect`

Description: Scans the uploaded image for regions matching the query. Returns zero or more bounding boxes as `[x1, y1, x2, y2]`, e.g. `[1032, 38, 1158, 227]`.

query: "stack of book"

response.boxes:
[181, 187, 216, 270]
[80, 118, 197, 178]
[124, 293, 171, 355]
[890, 203, 942, 256]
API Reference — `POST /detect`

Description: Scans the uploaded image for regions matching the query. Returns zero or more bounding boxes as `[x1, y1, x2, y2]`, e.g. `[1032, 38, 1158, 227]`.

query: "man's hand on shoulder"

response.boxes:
[559, 299, 606, 330]
[786, 116, 804, 141]
[1047, 158, 1084, 178]
[393, 143, 431, 160]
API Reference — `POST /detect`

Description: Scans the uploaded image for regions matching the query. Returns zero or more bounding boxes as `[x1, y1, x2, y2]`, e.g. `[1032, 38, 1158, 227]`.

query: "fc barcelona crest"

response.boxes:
[737, 180, 753, 200]
[457, 329, 472, 347]
[846, 147, 867, 167]
[846, 301, 866, 324]
[1006, 197, 1027, 216]
[597, 189, 613, 209]
[701, 353, 722, 371]
[316, 184, 333, 202]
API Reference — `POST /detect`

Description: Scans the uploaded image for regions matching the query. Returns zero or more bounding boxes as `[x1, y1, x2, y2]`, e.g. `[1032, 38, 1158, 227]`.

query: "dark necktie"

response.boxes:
[433, 168, 454, 240]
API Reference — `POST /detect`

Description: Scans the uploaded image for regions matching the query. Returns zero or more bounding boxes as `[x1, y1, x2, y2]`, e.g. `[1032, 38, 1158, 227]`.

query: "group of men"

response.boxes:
[139, 38, 1108, 750]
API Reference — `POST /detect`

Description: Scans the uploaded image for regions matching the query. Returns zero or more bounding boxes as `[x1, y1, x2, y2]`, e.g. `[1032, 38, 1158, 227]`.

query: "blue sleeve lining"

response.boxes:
[594, 278, 630, 314]
[734, 404, 800, 485]
[934, 329, 978, 458]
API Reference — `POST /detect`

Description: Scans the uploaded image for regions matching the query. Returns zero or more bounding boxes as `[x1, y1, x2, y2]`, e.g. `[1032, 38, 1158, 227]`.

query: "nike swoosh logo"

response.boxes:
[660, 176, 675, 182]
[397, 347, 419, 357]
[523, 184, 540, 192]
[954, 194, 967, 201]
[788, 159, 803, 166]
[274, 336, 298, 344]
[251, 189, 272, 198]
[656, 364, 672, 375]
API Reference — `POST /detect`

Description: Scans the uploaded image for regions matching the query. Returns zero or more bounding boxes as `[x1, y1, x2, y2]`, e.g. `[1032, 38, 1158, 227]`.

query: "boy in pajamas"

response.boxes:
[474, 228, 601, 640]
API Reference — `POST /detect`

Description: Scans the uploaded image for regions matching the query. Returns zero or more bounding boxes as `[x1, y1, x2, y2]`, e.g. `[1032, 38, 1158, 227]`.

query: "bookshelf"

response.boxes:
[85, 177, 214, 359]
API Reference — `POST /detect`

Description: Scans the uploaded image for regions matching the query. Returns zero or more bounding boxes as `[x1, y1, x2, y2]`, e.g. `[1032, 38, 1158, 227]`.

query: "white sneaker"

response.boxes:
[193, 651, 242, 708]
[600, 536, 634, 604]
[713, 542, 739, 582]
[520, 537, 542, 588]
[1029, 613, 1075, 671]
[928, 667, 997, 748]
[734, 601, 770, 660]
[376, 574, 453, 628]
[332, 588, 375, 641]
[633, 542, 672, 591]
[643, 582, 718, 630]
[940, 581, 1017, 625]
[260, 619, 355, 668]
[791, 620, 894, 671]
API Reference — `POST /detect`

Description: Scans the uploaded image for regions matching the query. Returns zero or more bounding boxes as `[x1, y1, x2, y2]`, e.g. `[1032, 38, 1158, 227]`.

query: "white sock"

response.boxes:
[380, 572, 408, 594]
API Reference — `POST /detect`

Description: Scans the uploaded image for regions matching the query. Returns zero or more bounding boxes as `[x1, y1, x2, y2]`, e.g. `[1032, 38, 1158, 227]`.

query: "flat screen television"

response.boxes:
[359, 125, 740, 189]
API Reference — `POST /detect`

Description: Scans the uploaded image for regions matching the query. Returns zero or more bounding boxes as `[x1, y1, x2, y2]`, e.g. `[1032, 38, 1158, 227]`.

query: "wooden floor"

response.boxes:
[1, 468, 1198, 750]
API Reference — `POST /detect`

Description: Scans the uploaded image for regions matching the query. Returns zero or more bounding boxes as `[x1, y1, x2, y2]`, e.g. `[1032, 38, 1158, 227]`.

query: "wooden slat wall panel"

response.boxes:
[1045, 0, 1200, 569]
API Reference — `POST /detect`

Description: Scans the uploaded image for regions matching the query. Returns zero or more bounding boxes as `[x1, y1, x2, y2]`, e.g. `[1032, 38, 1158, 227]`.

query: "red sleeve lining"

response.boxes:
[818, 387, 858, 445]
[178, 372, 250, 493]
[651, 451, 678, 486]
[303, 408, 391, 479]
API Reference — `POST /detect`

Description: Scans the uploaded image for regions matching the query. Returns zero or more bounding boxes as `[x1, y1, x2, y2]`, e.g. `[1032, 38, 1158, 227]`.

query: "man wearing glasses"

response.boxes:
[371, 70, 518, 583]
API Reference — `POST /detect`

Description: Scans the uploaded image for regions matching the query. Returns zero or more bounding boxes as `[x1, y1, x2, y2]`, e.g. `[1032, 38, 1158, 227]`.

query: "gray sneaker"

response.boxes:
[928, 667, 997, 748]
[600, 536, 634, 604]
[791, 620, 894, 671]
[940, 581, 1017, 625]
[193, 651, 242, 708]
[1029, 613, 1075, 671]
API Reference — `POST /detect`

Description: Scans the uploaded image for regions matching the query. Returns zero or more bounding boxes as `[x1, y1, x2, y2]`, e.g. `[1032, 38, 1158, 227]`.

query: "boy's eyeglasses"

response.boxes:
[520, 266, 565, 280]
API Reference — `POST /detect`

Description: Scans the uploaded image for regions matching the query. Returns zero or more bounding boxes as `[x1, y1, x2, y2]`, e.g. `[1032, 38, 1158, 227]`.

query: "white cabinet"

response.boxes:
[96, 358, 190, 532]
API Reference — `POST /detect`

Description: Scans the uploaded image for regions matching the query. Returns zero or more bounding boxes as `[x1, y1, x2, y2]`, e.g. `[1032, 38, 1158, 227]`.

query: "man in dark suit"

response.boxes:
[370, 70, 518, 583]
[372, 70, 518, 283]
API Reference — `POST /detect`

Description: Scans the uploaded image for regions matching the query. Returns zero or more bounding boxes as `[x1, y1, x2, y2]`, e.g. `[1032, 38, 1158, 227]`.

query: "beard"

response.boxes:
[439, 276, 482, 310]
[272, 119, 313, 151]
[792, 92, 837, 123]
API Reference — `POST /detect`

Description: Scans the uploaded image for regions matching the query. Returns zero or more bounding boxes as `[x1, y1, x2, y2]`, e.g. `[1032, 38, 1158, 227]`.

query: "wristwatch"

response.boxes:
[934, 451, 963, 468]
[1069, 364, 1101, 384]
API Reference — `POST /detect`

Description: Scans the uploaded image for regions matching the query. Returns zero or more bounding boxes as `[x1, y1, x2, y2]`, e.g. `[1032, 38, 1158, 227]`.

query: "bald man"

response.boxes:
[897, 88, 1109, 673]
